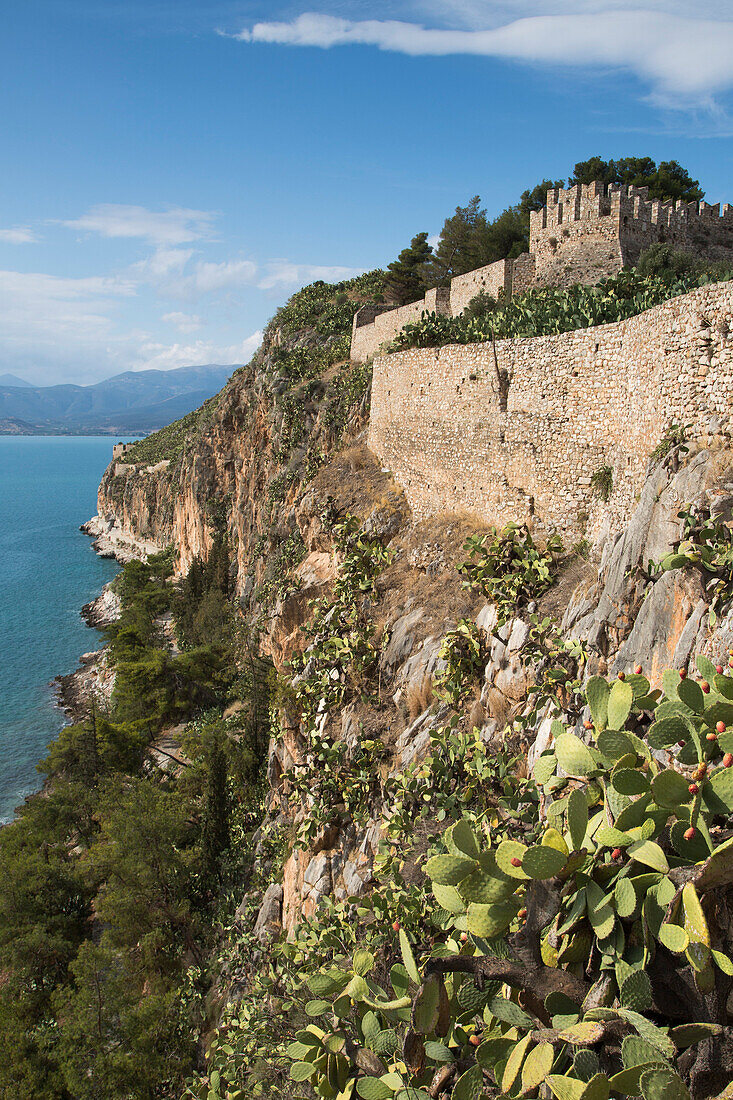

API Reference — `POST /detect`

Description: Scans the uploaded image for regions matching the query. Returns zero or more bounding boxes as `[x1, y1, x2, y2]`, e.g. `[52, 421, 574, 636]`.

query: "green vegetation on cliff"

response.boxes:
[390, 264, 733, 352]
[4, 257, 733, 1100]
[0, 542, 272, 1099]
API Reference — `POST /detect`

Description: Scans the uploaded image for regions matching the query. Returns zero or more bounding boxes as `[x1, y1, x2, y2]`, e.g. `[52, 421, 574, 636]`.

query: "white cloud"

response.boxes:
[0, 269, 138, 383]
[259, 260, 363, 290]
[135, 249, 258, 299]
[0, 226, 37, 244]
[133, 331, 263, 372]
[182, 258, 259, 296]
[162, 311, 203, 333]
[63, 203, 217, 246]
[234, 9, 733, 106]
[0, 270, 135, 343]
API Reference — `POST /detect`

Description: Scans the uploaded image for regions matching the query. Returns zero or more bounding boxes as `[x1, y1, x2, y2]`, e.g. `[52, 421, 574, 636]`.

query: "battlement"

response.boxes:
[531, 181, 733, 280]
[350, 179, 733, 361]
[530, 182, 733, 240]
[112, 442, 134, 460]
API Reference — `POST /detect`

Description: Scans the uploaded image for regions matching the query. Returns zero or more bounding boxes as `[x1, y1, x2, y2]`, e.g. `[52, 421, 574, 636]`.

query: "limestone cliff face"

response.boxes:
[265, 441, 733, 935]
[92, 329, 371, 610]
[88, 293, 733, 949]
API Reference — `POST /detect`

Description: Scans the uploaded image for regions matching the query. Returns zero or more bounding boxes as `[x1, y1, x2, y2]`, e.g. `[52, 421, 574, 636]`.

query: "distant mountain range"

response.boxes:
[0, 364, 237, 435]
[0, 373, 33, 388]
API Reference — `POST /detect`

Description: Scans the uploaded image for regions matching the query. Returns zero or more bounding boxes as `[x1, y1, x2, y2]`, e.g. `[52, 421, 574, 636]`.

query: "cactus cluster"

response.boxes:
[389, 269, 733, 353]
[283, 659, 733, 1100]
[457, 523, 563, 628]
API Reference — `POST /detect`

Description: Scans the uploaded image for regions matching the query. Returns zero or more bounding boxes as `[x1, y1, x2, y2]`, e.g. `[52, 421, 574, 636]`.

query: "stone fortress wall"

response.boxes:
[368, 280, 733, 543]
[352, 180, 733, 363]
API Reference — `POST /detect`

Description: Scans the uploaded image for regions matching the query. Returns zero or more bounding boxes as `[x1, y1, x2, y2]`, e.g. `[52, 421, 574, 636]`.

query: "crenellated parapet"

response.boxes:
[350, 179, 733, 361]
[530, 182, 733, 283]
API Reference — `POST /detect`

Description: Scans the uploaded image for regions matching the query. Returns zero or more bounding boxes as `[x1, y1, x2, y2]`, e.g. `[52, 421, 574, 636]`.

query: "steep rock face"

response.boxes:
[92, 331, 372, 609]
[262, 443, 733, 935]
[87, 292, 733, 959]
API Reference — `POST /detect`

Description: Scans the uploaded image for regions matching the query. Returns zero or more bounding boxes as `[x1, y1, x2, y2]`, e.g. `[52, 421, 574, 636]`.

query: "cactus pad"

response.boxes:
[555, 731, 598, 777]
[522, 844, 567, 879]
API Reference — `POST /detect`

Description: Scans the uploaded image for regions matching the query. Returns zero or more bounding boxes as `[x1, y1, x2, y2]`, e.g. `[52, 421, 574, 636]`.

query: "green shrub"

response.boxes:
[457, 522, 563, 626]
[281, 660, 733, 1100]
[650, 421, 690, 463]
[389, 269, 733, 352]
[591, 464, 613, 502]
[267, 271, 386, 340]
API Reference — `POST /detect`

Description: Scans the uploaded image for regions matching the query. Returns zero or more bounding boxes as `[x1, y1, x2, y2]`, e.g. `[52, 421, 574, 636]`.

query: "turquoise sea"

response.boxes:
[0, 437, 127, 822]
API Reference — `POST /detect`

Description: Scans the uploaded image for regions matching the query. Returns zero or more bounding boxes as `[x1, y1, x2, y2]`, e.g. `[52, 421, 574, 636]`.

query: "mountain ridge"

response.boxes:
[0, 363, 237, 434]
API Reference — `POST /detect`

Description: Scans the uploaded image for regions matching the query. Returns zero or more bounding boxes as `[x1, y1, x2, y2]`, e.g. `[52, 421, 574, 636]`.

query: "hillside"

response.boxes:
[0, 363, 237, 434]
[4, 268, 733, 1099]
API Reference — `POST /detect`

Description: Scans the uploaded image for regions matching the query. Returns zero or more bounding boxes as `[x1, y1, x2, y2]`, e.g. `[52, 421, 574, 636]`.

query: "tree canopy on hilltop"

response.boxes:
[569, 155, 704, 203]
[412, 156, 704, 289]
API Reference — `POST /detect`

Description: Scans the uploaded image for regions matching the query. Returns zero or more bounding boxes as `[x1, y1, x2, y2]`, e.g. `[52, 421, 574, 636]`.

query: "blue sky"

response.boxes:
[2, 0, 732, 386]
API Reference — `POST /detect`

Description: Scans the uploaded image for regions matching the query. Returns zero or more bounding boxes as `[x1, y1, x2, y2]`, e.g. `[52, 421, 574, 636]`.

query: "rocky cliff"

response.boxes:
[88, 276, 733, 1099]
[90, 281, 733, 937]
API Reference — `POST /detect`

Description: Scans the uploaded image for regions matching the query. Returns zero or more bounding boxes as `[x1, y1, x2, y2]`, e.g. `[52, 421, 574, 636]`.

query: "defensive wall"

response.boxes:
[351, 181, 733, 362]
[368, 280, 733, 542]
[530, 181, 733, 288]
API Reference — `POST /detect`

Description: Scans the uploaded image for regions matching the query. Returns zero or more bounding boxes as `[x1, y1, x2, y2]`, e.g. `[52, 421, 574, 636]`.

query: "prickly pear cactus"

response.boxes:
[281, 664, 733, 1100]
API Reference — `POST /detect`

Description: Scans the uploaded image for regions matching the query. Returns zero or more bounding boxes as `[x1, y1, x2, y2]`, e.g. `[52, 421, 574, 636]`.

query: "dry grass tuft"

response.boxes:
[405, 675, 434, 723]
[467, 698, 487, 732]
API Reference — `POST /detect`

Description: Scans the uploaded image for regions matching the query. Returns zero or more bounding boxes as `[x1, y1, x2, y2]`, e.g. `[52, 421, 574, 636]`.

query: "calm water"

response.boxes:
[0, 437, 127, 822]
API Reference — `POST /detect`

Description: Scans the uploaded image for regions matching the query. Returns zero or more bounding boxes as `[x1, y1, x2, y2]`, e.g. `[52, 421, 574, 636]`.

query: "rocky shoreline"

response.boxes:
[81, 513, 162, 565]
[53, 583, 121, 724]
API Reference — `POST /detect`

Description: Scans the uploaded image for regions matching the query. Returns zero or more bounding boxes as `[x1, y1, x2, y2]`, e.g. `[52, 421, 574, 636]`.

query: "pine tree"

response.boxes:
[569, 156, 703, 203]
[201, 741, 230, 878]
[383, 231, 433, 305]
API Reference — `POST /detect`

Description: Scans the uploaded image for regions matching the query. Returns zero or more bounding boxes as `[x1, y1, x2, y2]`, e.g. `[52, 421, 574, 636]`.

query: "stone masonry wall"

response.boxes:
[352, 180, 733, 362]
[448, 259, 511, 316]
[351, 256, 531, 361]
[368, 281, 733, 543]
[351, 287, 449, 362]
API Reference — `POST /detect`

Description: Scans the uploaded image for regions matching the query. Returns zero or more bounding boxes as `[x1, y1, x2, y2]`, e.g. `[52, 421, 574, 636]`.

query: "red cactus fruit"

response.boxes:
[717, 665, 724, 674]
[584, 720, 593, 730]
[701, 681, 710, 694]
[611, 848, 623, 860]
[724, 754, 733, 768]
[618, 671, 626, 681]
[469, 1035, 481, 1046]
[392, 921, 400, 932]
[679, 668, 687, 679]
[689, 783, 699, 795]
[707, 732, 718, 742]
[717, 721, 726, 734]
[684, 827, 696, 841]
[510, 857, 522, 868]
[634, 665, 643, 675]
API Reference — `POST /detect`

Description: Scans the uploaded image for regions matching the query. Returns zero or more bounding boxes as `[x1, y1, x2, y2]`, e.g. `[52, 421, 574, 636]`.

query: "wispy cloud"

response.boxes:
[0, 226, 38, 244]
[133, 331, 263, 372]
[63, 203, 217, 246]
[136, 251, 258, 299]
[0, 270, 135, 339]
[258, 260, 363, 290]
[233, 9, 733, 107]
[162, 310, 203, 333]
[136, 250, 361, 299]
